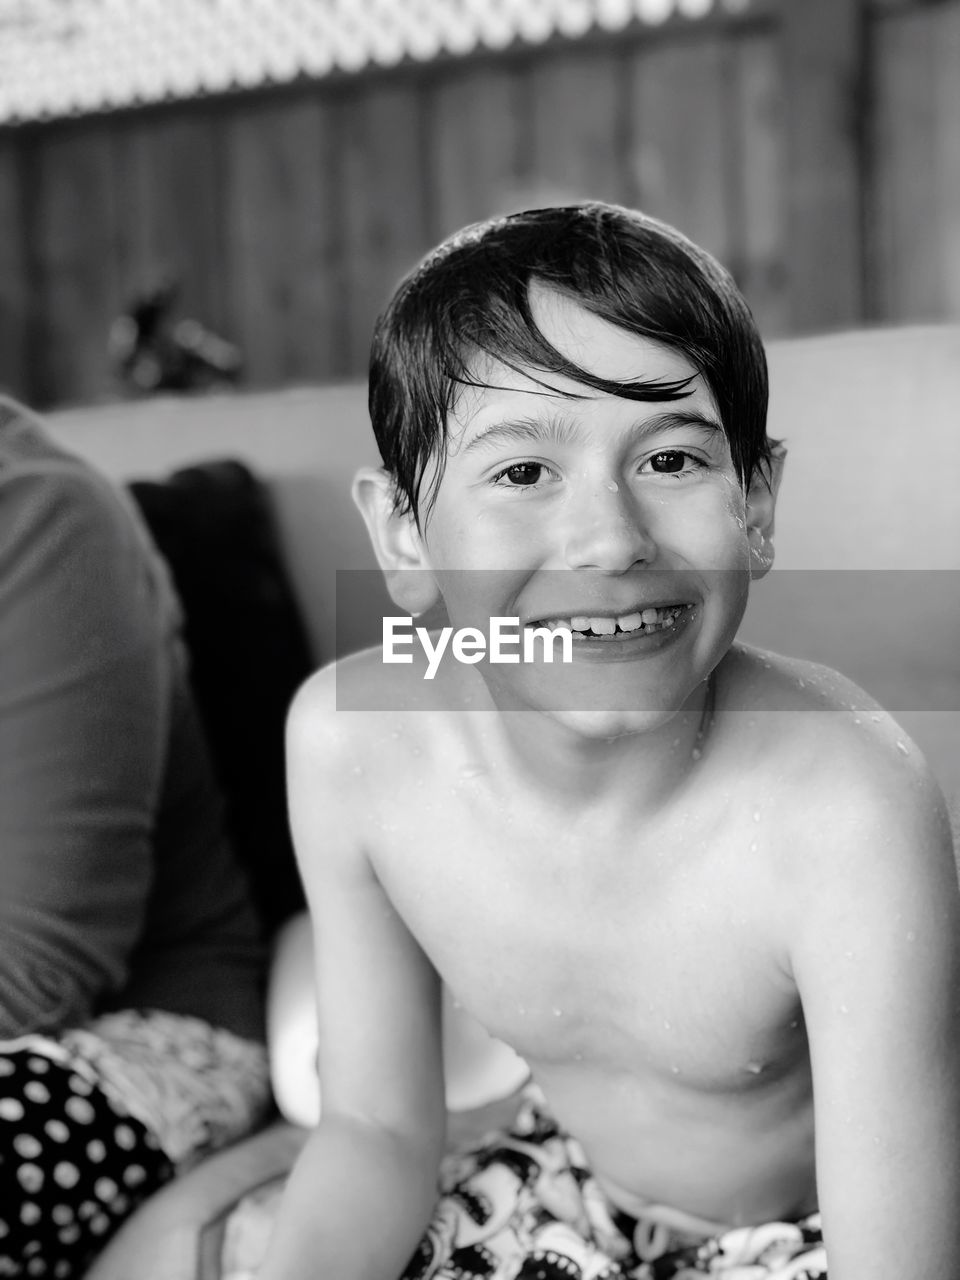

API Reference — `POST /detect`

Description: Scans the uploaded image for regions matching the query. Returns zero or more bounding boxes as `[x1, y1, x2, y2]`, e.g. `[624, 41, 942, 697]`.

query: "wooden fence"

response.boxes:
[0, 0, 958, 408]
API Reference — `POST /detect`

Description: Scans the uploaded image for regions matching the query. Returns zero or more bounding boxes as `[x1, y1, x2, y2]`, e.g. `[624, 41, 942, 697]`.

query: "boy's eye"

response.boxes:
[640, 450, 703, 475]
[494, 462, 547, 487]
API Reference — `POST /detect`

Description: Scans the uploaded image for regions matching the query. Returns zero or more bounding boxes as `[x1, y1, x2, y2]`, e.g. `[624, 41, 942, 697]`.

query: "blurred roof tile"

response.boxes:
[0, 0, 722, 125]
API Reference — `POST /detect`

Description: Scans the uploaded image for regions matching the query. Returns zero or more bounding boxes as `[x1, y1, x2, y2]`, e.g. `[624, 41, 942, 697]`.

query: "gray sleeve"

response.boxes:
[0, 459, 171, 1035]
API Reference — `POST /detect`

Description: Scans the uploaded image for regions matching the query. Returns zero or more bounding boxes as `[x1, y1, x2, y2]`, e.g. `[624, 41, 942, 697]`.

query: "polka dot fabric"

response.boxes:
[0, 1048, 173, 1277]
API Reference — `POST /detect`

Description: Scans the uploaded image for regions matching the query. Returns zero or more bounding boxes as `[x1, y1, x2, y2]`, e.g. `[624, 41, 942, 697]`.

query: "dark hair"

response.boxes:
[369, 202, 770, 525]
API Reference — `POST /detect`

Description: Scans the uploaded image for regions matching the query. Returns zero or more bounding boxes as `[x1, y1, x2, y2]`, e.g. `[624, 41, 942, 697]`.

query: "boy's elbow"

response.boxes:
[318, 1097, 448, 1199]
[332, 1098, 446, 1166]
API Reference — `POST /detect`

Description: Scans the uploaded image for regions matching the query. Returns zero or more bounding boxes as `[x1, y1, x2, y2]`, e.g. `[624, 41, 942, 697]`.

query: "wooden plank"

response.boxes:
[731, 29, 788, 336]
[117, 108, 229, 344]
[780, 0, 865, 331]
[628, 34, 734, 262]
[222, 92, 342, 386]
[869, 5, 940, 320]
[337, 76, 430, 375]
[29, 121, 123, 406]
[0, 132, 30, 401]
[425, 62, 526, 239]
[526, 45, 630, 208]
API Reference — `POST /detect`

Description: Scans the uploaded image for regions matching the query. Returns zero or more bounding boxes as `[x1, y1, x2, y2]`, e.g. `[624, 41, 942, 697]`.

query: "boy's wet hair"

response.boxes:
[369, 202, 771, 525]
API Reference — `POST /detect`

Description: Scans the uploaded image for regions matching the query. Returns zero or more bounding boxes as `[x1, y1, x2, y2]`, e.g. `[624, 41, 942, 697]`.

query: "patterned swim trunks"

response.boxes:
[0, 1009, 270, 1278]
[403, 1087, 827, 1280]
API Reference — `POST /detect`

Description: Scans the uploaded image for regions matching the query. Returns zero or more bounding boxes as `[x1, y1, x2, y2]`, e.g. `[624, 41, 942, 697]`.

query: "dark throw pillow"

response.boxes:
[129, 459, 314, 937]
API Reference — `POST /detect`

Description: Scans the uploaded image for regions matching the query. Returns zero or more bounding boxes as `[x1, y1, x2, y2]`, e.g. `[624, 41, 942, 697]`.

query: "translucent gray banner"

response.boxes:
[333, 569, 959, 713]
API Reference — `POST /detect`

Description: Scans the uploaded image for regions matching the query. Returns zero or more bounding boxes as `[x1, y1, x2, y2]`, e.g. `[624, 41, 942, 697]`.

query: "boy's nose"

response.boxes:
[560, 481, 658, 572]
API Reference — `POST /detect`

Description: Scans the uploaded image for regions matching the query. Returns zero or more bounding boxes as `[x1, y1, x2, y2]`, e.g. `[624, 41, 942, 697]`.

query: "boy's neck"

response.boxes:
[468, 668, 718, 814]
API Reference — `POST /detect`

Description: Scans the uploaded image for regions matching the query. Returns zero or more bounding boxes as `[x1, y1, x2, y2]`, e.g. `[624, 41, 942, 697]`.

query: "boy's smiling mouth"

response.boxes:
[527, 604, 690, 640]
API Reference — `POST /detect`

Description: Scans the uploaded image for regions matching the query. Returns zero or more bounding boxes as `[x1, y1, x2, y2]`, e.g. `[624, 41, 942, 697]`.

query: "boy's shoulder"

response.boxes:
[725, 651, 959, 1020]
[724, 642, 928, 777]
[287, 645, 454, 774]
[291, 643, 458, 715]
[722, 644, 952, 871]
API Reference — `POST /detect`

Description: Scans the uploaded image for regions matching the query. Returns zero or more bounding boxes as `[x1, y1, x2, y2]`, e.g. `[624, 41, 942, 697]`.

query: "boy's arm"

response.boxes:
[258, 675, 447, 1280]
[791, 739, 960, 1280]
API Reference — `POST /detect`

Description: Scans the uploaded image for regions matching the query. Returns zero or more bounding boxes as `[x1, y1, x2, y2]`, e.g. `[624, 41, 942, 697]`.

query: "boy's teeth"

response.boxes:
[617, 611, 645, 633]
[553, 606, 684, 635]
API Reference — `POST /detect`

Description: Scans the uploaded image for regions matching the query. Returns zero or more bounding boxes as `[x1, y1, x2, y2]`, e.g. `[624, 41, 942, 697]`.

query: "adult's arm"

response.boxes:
[0, 430, 172, 1034]
[84, 1119, 309, 1280]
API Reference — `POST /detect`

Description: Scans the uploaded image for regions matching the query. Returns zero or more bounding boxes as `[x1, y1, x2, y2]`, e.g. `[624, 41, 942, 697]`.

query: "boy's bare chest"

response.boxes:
[370, 778, 801, 1089]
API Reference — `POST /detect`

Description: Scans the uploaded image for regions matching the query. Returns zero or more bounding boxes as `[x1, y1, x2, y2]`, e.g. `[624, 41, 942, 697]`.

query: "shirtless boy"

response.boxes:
[260, 204, 960, 1280]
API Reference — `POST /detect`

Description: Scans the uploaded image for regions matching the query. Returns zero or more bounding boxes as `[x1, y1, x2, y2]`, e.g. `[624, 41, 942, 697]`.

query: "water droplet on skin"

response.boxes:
[870, 714, 882, 723]
[839, 1004, 849, 1014]
[844, 950, 855, 960]
[752, 810, 761, 822]
[552, 1007, 563, 1017]
[749, 840, 758, 853]
[351, 765, 363, 776]
[663, 1020, 672, 1030]
[906, 930, 916, 943]
[691, 747, 702, 761]
[853, 717, 861, 726]
[670, 1065, 681, 1075]
[459, 763, 485, 780]
[745, 1060, 764, 1074]
[896, 741, 909, 755]
[797, 678, 806, 689]
[606, 481, 619, 493]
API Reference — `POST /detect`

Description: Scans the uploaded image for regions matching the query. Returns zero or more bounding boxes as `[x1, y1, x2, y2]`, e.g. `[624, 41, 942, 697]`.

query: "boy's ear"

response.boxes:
[351, 467, 441, 617]
[745, 442, 786, 580]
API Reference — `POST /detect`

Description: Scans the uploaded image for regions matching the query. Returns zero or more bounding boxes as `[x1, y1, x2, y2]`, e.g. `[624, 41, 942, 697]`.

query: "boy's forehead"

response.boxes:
[527, 280, 699, 386]
[450, 323, 714, 438]
[451, 282, 706, 426]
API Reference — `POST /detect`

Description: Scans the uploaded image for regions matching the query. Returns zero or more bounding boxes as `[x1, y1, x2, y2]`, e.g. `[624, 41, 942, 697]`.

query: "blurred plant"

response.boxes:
[109, 278, 243, 396]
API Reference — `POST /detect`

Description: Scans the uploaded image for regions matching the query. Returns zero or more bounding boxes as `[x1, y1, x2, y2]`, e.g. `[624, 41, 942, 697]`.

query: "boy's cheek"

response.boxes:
[671, 509, 750, 572]
[428, 520, 537, 572]
[431, 569, 518, 629]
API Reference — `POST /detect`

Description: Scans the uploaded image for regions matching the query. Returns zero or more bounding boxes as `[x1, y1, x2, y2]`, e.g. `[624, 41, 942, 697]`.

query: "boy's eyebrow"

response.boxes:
[460, 409, 723, 455]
